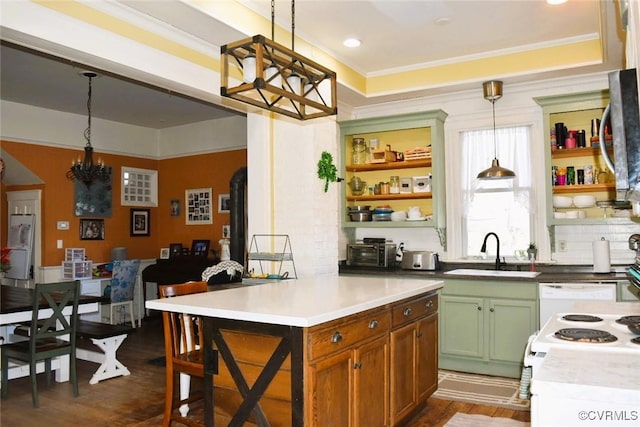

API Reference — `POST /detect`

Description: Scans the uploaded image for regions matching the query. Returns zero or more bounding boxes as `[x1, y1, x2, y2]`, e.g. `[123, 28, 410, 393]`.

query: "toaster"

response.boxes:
[401, 251, 440, 271]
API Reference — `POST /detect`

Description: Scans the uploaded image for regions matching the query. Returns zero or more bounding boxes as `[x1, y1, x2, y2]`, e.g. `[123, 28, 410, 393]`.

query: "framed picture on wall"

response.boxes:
[130, 208, 150, 236]
[80, 219, 105, 240]
[218, 194, 230, 213]
[185, 188, 212, 225]
[159, 248, 170, 259]
[222, 224, 230, 239]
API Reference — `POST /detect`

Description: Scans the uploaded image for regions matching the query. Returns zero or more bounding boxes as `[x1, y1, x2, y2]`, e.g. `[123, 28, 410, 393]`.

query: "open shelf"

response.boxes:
[552, 183, 614, 194]
[551, 146, 612, 159]
[346, 159, 431, 172]
[347, 193, 432, 202]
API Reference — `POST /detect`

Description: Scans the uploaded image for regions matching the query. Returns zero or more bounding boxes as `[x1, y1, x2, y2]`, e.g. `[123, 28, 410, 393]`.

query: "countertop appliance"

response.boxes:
[400, 251, 439, 271]
[599, 68, 640, 209]
[527, 304, 640, 427]
[346, 238, 396, 268]
[627, 233, 640, 291]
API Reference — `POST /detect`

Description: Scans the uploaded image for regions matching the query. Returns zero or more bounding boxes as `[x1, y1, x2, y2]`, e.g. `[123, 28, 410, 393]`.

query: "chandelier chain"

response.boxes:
[291, 0, 295, 51]
[85, 74, 93, 147]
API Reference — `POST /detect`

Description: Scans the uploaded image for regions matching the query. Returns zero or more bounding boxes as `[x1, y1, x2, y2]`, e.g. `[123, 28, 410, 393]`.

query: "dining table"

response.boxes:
[0, 283, 104, 382]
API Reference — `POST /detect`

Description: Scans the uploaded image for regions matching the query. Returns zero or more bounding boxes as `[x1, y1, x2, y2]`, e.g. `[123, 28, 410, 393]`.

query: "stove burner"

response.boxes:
[562, 314, 603, 322]
[554, 328, 618, 343]
[632, 337, 640, 346]
[616, 316, 640, 325]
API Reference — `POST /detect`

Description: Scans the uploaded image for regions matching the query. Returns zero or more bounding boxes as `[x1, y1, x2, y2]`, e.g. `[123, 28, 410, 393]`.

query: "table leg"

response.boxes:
[203, 318, 216, 427]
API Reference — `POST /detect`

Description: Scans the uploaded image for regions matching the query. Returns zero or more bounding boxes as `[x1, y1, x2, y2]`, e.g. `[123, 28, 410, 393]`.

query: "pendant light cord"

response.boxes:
[491, 100, 497, 158]
[271, 0, 275, 41]
[291, 0, 295, 51]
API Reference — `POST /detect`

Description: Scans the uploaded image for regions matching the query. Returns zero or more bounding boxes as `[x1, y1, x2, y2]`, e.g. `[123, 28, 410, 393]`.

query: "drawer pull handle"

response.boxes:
[426, 300, 434, 308]
[368, 320, 379, 329]
[331, 332, 343, 343]
[353, 362, 362, 369]
[403, 307, 413, 316]
[416, 332, 423, 338]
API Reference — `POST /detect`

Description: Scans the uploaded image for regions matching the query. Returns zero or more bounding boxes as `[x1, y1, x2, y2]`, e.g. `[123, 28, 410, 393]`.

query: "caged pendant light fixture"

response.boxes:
[220, 0, 337, 120]
[476, 80, 516, 180]
[66, 71, 109, 187]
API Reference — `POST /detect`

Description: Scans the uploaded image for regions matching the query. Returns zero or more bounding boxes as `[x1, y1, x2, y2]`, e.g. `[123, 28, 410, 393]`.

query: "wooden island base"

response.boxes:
[205, 291, 439, 426]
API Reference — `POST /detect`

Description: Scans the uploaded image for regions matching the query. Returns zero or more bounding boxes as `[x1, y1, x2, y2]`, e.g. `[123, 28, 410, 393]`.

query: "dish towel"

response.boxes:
[201, 260, 244, 282]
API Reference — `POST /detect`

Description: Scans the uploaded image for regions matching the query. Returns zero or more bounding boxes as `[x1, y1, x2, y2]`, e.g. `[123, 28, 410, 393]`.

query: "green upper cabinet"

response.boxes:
[338, 110, 448, 236]
[533, 91, 634, 226]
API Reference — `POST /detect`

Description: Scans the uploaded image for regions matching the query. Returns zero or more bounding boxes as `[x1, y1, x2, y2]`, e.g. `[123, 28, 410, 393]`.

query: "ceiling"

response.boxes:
[0, 0, 627, 129]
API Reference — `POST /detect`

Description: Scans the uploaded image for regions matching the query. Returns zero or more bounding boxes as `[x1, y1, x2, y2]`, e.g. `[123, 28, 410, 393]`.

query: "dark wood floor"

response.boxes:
[0, 315, 530, 426]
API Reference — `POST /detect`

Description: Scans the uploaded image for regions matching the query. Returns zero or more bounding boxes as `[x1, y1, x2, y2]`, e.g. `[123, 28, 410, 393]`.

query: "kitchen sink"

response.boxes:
[444, 268, 541, 278]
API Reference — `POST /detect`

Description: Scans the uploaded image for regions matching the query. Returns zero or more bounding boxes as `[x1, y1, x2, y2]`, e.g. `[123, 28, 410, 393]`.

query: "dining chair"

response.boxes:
[107, 259, 141, 328]
[0, 280, 80, 408]
[158, 280, 210, 427]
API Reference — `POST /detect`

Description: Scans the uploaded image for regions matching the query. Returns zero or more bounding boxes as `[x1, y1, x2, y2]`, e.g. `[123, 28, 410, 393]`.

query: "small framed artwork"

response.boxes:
[80, 219, 105, 240]
[185, 188, 212, 225]
[159, 248, 170, 259]
[169, 243, 183, 258]
[222, 224, 230, 239]
[218, 194, 231, 213]
[170, 199, 180, 217]
[191, 239, 210, 257]
[130, 208, 150, 236]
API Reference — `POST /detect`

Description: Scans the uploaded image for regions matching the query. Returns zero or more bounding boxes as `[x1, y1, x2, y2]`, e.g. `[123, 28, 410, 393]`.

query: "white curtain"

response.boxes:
[460, 126, 534, 257]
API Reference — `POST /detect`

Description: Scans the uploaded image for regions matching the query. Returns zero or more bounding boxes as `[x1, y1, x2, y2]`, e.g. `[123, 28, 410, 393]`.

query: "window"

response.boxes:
[460, 126, 534, 258]
[121, 167, 158, 207]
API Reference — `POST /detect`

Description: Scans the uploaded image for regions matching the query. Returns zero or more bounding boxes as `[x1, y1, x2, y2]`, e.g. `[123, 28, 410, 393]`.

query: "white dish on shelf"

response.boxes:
[554, 212, 567, 219]
[565, 210, 579, 219]
[573, 195, 596, 208]
[552, 195, 573, 208]
[406, 216, 426, 221]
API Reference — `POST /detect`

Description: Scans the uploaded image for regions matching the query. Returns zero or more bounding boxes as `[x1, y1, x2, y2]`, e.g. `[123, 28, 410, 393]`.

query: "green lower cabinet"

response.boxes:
[439, 281, 538, 378]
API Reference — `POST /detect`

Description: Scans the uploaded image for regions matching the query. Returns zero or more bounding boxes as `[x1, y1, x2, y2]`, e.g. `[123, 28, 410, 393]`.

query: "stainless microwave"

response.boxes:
[346, 243, 397, 268]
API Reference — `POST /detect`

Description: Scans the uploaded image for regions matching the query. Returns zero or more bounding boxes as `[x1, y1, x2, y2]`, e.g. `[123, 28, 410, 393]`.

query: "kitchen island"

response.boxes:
[146, 275, 443, 426]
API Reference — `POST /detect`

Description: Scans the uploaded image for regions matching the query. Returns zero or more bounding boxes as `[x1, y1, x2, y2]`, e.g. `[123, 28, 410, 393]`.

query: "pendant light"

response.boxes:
[66, 71, 110, 187]
[477, 80, 516, 180]
[220, 0, 337, 120]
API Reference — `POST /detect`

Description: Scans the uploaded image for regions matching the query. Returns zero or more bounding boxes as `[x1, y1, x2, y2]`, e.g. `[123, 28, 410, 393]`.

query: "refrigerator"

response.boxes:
[6, 214, 35, 280]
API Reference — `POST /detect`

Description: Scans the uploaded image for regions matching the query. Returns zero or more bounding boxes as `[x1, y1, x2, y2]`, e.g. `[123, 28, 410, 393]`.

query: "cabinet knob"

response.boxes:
[353, 362, 362, 369]
[490, 308, 495, 313]
[416, 332, 423, 338]
[368, 319, 379, 329]
[331, 331, 343, 343]
[426, 300, 433, 308]
[477, 306, 482, 311]
[403, 307, 413, 316]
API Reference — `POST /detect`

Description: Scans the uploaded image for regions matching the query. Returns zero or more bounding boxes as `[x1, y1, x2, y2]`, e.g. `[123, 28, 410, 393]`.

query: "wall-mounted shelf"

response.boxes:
[552, 183, 614, 194]
[347, 193, 432, 202]
[346, 159, 431, 172]
[550, 146, 612, 159]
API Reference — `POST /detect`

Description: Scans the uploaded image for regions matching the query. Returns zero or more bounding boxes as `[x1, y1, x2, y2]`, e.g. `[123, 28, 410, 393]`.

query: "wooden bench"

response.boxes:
[75, 320, 134, 384]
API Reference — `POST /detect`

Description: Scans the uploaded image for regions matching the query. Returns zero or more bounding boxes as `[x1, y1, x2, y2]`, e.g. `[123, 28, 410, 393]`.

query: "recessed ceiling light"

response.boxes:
[343, 38, 361, 48]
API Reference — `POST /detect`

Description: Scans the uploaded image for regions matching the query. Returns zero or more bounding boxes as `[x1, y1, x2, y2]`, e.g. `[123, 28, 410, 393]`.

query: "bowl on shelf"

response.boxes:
[552, 195, 573, 208]
[573, 195, 596, 208]
[565, 210, 579, 219]
[554, 212, 567, 219]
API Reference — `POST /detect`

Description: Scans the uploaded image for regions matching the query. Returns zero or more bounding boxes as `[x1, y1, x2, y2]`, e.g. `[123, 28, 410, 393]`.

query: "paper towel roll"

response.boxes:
[592, 238, 611, 273]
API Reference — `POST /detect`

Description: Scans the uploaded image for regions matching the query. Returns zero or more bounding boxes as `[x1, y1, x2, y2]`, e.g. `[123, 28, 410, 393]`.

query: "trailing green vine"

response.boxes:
[317, 151, 341, 192]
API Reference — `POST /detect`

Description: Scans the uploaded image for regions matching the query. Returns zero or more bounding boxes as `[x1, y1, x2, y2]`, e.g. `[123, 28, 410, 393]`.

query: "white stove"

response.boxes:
[530, 312, 640, 355]
[525, 302, 640, 427]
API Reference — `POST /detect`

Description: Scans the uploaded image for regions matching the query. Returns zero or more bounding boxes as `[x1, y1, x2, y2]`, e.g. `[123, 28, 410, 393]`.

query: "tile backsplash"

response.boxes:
[553, 223, 638, 265]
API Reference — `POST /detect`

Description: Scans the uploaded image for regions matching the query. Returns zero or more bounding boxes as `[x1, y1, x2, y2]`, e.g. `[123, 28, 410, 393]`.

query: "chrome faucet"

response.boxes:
[480, 232, 503, 270]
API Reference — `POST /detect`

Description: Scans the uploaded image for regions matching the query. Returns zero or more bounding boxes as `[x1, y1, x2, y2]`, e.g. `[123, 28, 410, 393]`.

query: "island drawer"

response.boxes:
[391, 292, 438, 327]
[307, 308, 391, 361]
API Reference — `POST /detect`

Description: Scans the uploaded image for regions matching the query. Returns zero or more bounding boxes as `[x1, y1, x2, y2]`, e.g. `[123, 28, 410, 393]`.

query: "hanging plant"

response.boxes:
[317, 151, 342, 192]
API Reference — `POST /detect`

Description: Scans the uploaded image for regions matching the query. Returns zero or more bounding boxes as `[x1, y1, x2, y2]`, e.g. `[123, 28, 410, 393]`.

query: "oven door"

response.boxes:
[538, 282, 616, 329]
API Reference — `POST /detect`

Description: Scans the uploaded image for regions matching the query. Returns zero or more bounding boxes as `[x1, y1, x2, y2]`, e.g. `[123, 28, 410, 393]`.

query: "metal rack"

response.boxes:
[247, 234, 297, 279]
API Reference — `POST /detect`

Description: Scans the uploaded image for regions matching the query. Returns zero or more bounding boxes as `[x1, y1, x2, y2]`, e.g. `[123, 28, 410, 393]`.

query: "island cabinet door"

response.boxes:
[353, 335, 390, 427]
[389, 321, 417, 425]
[308, 350, 353, 426]
[416, 312, 438, 401]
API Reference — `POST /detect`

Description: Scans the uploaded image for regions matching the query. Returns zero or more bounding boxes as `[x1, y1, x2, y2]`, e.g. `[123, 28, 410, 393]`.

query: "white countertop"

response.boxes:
[145, 275, 443, 327]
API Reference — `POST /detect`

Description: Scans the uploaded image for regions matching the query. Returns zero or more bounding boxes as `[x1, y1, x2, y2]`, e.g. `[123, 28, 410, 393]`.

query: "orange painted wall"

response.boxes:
[1, 140, 246, 266]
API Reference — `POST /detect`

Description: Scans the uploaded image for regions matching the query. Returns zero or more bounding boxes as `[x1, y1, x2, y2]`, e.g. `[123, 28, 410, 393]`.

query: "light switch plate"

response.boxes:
[57, 221, 69, 230]
[57, 239, 63, 249]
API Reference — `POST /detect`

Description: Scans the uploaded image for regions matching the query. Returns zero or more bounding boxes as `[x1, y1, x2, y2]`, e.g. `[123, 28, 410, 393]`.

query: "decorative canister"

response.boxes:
[352, 137, 367, 165]
[551, 166, 558, 186]
[584, 165, 594, 184]
[557, 167, 567, 186]
[566, 166, 575, 185]
[389, 176, 400, 194]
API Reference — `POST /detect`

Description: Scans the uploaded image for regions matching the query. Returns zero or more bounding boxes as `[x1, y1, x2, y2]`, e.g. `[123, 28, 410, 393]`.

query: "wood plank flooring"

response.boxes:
[0, 316, 530, 426]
